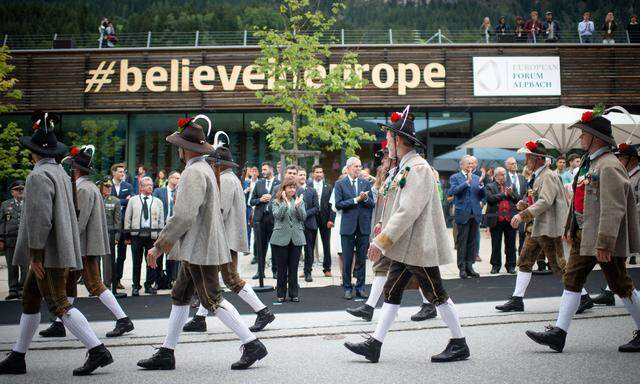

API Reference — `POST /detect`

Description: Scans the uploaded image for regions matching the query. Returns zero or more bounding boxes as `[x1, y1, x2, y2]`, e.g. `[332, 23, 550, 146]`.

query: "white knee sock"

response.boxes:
[581, 288, 588, 295]
[98, 290, 127, 320]
[621, 290, 640, 329]
[365, 276, 387, 308]
[56, 297, 75, 322]
[13, 313, 41, 353]
[555, 290, 581, 332]
[512, 271, 532, 297]
[61, 308, 101, 350]
[437, 299, 464, 339]
[196, 304, 209, 317]
[214, 299, 256, 344]
[419, 289, 430, 304]
[372, 303, 399, 343]
[238, 284, 267, 312]
[162, 305, 190, 349]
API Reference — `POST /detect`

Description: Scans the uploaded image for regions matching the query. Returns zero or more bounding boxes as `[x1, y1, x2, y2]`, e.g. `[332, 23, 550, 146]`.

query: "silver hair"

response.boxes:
[504, 157, 516, 165]
[494, 167, 506, 176]
[459, 154, 472, 166]
[346, 157, 361, 168]
[140, 176, 154, 186]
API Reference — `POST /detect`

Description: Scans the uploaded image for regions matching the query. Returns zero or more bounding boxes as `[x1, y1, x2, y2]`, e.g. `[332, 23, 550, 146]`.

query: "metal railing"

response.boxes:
[2, 29, 638, 50]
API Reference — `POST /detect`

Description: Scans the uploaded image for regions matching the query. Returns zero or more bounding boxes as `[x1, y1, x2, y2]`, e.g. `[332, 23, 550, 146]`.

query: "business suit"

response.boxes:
[335, 176, 375, 295]
[485, 180, 520, 270]
[297, 185, 319, 277]
[270, 198, 306, 299]
[243, 179, 257, 253]
[507, 171, 527, 254]
[250, 177, 280, 278]
[448, 171, 485, 274]
[111, 179, 133, 285]
[0, 197, 26, 297]
[153, 185, 179, 282]
[309, 179, 336, 273]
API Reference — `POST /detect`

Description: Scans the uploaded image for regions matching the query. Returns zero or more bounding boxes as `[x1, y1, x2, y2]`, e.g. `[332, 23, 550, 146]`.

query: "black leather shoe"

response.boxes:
[431, 338, 470, 362]
[304, 274, 313, 282]
[490, 266, 500, 274]
[183, 315, 207, 332]
[250, 256, 257, 265]
[630, 256, 637, 265]
[346, 304, 374, 321]
[619, 330, 640, 352]
[144, 284, 157, 295]
[343, 291, 353, 300]
[106, 317, 134, 338]
[506, 267, 516, 274]
[576, 294, 594, 314]
[249, 308, 275, 332]
[39, 321, 66, 338]
[72, 344, 113, 376]
[344, 336, 382, 363]
[532, 261, 552, 275]
[411, 303, 437, 321]
[526, 326, 566, 352]
[4, 292, 20, 301]
[356, 290, 369, 299]
[592, 289, 615, 306]
[231, 339, 268, 370]
[495, 296, 524, 312]
[459, 271, 468, 279]
[132, 287, 140, 296]
[0, 351, 26, 374]
[466, 268, 480, 278]
[137, 347, 175, 370]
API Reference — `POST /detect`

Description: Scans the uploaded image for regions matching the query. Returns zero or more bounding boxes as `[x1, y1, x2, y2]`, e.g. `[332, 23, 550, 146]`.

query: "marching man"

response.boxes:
[344, 107, 470, 363]
[183, 140, 275, 333]
[496, 139, 593, 314]
[137, 116, 267, 371]
[526, 106, 640, 353]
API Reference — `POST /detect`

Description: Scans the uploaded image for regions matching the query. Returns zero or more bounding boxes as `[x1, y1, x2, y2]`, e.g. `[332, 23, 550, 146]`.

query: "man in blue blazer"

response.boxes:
[153, 171, 181, 284]
[448, 155, 486, 279]
[110, 163, 133, 289]
[335, 157, 375, 299]
[296, 168, 319, 282]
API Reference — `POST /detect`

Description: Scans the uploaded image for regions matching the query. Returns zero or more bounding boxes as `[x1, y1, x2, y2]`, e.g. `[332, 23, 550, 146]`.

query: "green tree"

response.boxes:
[66, 118, 126, 178]
[250, 0, 374, 159]
[0, 45, 29, 181]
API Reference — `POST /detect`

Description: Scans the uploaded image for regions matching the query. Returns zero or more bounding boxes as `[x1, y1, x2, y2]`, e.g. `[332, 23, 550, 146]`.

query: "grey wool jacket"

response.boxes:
[13, 159, 83, 269]
[270, 198, 306, 247]
[219, 169, 249, 253]
[76, 176, 111, 257]
[154, 157, 230, 266]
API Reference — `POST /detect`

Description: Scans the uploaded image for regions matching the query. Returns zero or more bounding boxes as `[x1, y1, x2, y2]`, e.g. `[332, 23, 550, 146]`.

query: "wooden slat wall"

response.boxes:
[4, 45, 640, 113]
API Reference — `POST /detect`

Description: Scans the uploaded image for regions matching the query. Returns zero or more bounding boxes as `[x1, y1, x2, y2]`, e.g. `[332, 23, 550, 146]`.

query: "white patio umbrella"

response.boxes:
[459, 106, 640, 154]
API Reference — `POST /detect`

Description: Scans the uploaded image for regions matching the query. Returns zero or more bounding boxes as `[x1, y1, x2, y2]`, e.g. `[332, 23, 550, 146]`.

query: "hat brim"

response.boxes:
[206, 156, 238, 168]
[166, 133, 213, 154]
[517, 147, 556, 160]
[62, 157, 95, 174]
[19, 136, 67, 157]
[10, 185, 24, 191]
[377, 123, 426, 148]
[568, 123, 617, 146]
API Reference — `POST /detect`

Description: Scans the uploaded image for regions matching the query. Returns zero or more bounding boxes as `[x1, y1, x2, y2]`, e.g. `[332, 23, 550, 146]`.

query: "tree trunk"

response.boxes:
[291, 107, 299, 165]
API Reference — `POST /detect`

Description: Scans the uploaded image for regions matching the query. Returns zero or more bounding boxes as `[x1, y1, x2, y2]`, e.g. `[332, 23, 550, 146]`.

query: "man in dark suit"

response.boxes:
[335, 157, 375, 300]
[110, 163, 133, 289]
[309, 164, 335, 277]
[505, 157, 527, 254]
[250, 162, 280, 279]
[296, 168, 319, 282]
[448, 155, 486, 279]
[485, 167, 520, 274]
[243, 166, 259, 260]
[153, 170, 181, 285]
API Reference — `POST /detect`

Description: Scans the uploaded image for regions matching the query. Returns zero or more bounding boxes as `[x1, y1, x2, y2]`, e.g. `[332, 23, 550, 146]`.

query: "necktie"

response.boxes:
[266, 180, 271, 192]
[352, 179, 357, 195]
[142, 197, 149, 220]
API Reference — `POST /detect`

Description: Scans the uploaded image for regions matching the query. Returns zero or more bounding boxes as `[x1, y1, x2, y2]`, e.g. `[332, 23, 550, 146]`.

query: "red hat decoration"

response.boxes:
[69, 146, 80, 157]
[525, 141, 538, 152]
[390, 112, 402, 123]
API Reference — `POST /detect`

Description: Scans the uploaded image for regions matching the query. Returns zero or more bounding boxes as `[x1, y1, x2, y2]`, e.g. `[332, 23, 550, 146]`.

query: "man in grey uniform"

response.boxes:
[0, 180, 27, 300]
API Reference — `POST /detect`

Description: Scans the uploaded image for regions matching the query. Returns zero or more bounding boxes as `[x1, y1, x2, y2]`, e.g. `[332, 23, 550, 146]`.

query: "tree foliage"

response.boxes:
[0, 45, 29, 181]
[250, 0, 374, 158]
[66, 118, 126, 178]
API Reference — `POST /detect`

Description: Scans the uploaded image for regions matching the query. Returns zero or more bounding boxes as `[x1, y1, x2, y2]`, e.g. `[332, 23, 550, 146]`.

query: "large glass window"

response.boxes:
[427, 111, 471, 138]
[472, 111, 522, 135]
[60, 114, 128, 177]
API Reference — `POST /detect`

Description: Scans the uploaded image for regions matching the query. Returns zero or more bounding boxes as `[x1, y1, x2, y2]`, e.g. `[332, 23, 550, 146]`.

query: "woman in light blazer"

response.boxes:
[270, 176, 306, 302]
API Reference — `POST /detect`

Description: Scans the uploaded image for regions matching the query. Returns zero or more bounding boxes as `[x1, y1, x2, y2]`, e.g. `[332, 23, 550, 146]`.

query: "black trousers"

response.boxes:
[318, 222, 332, 272]
[303, 227, 318, 275]
[116, 230, 128, 282]
[272, 241, 301, 299]
[254, 218, 275, 277]
[131, 235, 162, 288]
[456, 219, 479, 272]
[489, 220, 517, 269]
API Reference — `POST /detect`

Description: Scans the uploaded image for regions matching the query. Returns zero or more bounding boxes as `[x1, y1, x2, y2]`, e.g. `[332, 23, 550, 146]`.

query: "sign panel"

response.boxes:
[473, 56, 561, 96]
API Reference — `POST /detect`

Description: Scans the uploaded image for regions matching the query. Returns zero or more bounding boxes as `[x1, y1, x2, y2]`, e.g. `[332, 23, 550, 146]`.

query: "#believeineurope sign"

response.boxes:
[473, 56, 561, 97]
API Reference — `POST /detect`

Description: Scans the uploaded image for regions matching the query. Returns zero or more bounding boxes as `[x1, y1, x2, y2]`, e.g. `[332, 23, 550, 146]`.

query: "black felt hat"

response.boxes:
[377, 109, 425, 148]
[19, 110, 67, 157]
[62, 145, 96, 173]
[568, 106, 616, 147]
[614, 143, 640, 158]
[166, 115, 214, 154]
